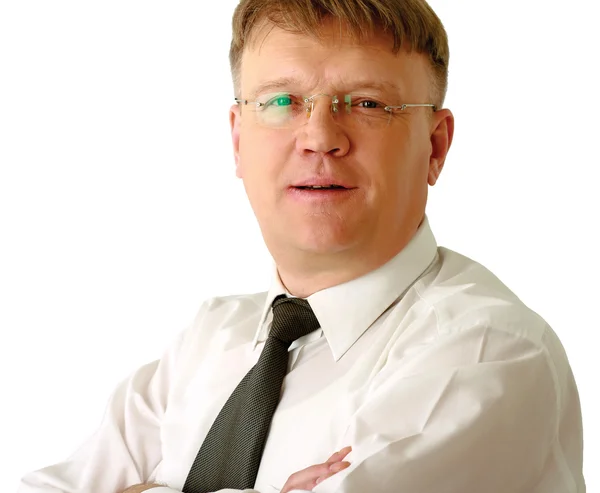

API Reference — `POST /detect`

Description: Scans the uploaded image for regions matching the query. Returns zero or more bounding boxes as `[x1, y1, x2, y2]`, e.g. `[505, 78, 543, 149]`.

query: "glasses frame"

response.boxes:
[234, 92, 436, 128]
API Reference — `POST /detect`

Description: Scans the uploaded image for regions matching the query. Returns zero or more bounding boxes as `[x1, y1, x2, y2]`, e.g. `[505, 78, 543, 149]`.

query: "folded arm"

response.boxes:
[18, 329, 187, 493]
[312, 324, 581, 493]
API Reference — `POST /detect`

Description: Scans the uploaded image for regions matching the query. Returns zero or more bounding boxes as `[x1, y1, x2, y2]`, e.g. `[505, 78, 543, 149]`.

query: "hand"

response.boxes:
[281, 446, 352, 493]
[120, 484, 164, 493]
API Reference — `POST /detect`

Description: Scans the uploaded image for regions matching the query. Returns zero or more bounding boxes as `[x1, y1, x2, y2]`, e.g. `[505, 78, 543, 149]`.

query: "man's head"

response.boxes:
[230, 0, 450, 108]
[228, 0, 454, 296]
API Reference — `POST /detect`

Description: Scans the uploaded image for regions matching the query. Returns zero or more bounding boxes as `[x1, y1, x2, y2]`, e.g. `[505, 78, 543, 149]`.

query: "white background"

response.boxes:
[1, 0, 598, 490]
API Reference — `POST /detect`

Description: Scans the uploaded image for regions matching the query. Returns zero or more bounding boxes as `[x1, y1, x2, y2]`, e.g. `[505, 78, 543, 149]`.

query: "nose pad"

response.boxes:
[332, 96, 340, 114]
[344, 95, 352, 114]
[304, 94, 340, 122]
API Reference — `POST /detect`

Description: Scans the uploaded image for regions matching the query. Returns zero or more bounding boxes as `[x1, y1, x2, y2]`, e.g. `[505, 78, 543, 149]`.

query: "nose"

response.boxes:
[294, 96, 350, 158]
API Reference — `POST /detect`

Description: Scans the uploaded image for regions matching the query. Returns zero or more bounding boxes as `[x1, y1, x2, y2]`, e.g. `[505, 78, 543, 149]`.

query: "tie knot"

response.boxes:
[270, 295, 320, 346]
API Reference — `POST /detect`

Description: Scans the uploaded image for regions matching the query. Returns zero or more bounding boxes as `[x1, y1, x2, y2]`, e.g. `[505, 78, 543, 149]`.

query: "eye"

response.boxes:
[355, 99, 384, 110]
[264, 94, 294, 108]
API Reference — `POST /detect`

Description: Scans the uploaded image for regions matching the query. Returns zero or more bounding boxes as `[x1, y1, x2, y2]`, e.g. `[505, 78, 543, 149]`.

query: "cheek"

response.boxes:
[238, 130, 292, 192]
[368, 131, 430, 196]
[238, 130, 265, 179]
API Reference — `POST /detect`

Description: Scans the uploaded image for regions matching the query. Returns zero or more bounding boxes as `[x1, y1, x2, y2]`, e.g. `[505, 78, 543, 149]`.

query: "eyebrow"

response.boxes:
[250, 78, 303, 99]
[348, 80, 403, 95]
[249, 77, 403, 99]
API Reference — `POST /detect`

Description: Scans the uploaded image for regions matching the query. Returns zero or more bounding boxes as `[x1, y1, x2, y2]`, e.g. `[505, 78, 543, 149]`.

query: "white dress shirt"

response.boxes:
[18, 216, 585, 493]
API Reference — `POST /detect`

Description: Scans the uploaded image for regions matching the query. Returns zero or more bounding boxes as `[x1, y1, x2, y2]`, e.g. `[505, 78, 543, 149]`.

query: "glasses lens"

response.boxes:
[341, 95, 392, 129]
[248, 93, 394, 129]
[254, 93, 306, 128]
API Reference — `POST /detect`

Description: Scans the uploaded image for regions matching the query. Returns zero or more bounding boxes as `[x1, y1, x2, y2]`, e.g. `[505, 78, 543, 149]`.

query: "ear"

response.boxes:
[428, 108, 454, 186]
[230, 104, 243, 178]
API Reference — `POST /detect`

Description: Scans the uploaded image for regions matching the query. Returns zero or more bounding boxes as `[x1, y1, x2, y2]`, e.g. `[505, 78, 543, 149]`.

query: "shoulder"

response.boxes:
[189, 290, 268, 337]
[373, 248, 580, 412]
[198, 291, 268, 320]
[167, 290, 269, 374]
[413, 246, 549, 345]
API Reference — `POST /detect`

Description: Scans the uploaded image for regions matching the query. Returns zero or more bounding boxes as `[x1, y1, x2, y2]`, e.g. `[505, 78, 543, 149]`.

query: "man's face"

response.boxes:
[230, 22, 453, 266]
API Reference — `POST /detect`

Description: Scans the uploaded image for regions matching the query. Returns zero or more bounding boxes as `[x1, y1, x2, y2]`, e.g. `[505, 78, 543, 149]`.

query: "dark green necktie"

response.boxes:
[183, 295, 321, 493]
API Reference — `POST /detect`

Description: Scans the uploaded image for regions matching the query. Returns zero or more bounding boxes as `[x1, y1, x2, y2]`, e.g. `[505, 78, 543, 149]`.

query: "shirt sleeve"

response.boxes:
[311, 324, 581, 493]
[17, 327, 188, 493]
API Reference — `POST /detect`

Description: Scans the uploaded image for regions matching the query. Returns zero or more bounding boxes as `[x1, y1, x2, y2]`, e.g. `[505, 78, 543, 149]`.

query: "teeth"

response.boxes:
[304, 185, 342, 189]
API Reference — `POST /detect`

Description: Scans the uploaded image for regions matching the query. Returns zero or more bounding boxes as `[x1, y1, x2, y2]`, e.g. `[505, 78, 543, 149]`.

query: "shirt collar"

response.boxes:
[253, 215, 438, 361]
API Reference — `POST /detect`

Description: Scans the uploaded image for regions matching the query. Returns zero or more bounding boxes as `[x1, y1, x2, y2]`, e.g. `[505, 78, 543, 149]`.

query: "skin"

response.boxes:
[230, 21, 454, 298]
[120, 485, 163, 493]
[281, 446, 352, 493]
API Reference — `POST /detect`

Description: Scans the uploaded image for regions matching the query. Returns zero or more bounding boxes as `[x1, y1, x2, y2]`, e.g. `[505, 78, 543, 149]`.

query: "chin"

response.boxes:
[262, 214, 363, 255]
[290, 230, 358, 255]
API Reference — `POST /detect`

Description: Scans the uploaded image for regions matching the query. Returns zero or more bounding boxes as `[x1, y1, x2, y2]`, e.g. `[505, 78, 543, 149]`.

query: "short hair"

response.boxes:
[229, 0, 450, 107]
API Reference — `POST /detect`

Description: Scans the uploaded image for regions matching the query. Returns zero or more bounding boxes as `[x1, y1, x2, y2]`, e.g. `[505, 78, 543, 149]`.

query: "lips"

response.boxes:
[292, 178, 355, 189]
[287, 184, 357, 203]
[295, 185, 346, 190]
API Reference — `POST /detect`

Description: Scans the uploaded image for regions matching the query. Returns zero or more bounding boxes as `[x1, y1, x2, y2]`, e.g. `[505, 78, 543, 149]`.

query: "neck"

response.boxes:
[275, 222, 421, 298]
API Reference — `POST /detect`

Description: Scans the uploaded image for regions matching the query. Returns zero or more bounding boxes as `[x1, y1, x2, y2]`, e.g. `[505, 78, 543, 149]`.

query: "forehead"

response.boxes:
[240, 22, 430, 98]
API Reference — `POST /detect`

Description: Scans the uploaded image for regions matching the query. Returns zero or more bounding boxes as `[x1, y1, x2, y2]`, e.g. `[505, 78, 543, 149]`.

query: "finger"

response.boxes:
[288, 462, 337, 487]
[292, 459, 350, 488]
[315, 461, 351, 485]
[282, 459, 352, 493]
[329, 461, 351, 474]
[326, 446, 353, 463]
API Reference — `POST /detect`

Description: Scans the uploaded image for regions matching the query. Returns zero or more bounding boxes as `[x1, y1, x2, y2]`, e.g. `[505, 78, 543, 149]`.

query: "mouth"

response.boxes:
[293, 185, 349, 191]
[287, 184, 356, 202]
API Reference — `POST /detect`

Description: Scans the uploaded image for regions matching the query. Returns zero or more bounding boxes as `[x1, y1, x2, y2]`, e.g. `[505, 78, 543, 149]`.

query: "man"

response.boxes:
[18, 0, 585, 492]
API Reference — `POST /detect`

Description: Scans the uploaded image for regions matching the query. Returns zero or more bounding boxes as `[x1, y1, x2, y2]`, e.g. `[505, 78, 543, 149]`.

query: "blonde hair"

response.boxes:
[229, 0, 450, 107]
